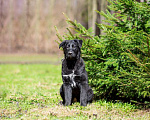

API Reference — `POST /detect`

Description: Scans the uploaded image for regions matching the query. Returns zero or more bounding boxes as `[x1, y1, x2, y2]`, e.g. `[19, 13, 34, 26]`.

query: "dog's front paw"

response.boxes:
[64, 102, 71, 106]
[80, 102, 87, 106]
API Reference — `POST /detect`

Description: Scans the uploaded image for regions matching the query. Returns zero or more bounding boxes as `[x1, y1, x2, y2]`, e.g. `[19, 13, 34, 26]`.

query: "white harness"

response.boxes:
[63, 70, 77, 88]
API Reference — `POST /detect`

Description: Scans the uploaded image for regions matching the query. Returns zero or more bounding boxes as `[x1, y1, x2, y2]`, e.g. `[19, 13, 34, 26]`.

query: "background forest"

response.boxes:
[0, 0, 146, 53]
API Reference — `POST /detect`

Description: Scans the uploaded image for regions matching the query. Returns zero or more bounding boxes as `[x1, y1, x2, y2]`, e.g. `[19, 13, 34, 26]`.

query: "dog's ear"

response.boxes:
[59, 40, 67, 49]
[74, 39, 83, 48]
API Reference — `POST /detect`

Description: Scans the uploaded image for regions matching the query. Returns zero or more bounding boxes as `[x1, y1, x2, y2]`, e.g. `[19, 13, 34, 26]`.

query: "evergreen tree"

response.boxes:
[56, 0, 150, 107]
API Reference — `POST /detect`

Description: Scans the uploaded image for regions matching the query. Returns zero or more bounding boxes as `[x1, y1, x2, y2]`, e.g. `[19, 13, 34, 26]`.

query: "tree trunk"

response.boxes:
[8, 0, 14, 52]
[66, 0, 71, 17]
[35, 0, 41, 53]
[88, 0, 97, 34]
[0, 0, 3, 29]
[96, 0, 101, 35]
[96, 0, 108, 35]
[0, 0, 4, 50]
[46, 0, 54, 53]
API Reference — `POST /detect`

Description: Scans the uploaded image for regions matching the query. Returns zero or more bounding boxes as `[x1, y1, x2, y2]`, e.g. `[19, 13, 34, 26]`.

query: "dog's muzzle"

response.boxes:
[66, 51, 76, 60]
[68, 51, 73, 55]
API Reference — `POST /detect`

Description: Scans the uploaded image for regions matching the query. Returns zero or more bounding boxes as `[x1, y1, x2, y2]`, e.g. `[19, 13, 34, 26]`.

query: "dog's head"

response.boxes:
[59, 39, 83, 60]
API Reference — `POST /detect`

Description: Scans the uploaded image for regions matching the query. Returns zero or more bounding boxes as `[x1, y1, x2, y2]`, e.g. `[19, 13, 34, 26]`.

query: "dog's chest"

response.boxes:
[63, 70, 77, 88]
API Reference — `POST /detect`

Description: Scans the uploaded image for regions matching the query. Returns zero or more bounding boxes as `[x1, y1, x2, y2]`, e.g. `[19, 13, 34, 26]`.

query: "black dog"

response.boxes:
[59, 39, 93, 106]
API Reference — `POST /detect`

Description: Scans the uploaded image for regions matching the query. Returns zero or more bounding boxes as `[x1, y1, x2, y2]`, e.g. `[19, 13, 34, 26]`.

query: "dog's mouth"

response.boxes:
[66, 54, 76, 60]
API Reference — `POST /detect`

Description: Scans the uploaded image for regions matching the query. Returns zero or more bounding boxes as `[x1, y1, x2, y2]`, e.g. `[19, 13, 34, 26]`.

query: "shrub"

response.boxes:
[56, 0, 150, 107]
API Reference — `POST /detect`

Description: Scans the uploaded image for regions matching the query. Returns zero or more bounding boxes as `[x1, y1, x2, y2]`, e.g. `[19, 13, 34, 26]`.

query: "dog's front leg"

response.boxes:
[63, 84, 72, 106]
[79, 83, 88, 106]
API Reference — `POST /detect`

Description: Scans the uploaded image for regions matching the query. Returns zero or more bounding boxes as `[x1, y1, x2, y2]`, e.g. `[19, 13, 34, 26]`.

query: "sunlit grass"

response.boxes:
[0, 64, 149, 119]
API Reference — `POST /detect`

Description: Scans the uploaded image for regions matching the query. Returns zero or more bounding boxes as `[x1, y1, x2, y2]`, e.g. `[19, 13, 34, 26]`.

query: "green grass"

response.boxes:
[0, 64, 149, 119]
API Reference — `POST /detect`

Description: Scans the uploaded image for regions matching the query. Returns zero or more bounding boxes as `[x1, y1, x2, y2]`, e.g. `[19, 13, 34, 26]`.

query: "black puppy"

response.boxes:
[59, 39, 93, 106]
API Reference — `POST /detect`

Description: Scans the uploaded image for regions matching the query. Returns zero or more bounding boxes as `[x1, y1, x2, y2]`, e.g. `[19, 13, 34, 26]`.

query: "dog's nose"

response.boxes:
[68, 51, 73, 55]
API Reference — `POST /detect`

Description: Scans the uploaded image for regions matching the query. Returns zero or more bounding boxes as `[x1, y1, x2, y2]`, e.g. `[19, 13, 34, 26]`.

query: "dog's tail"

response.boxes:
[87, 88, 94, 103]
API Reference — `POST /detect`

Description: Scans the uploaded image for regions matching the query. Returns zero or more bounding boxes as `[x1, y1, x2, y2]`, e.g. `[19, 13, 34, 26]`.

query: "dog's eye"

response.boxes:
[72, 45, 76, 48]
[67, 45, 70, 48]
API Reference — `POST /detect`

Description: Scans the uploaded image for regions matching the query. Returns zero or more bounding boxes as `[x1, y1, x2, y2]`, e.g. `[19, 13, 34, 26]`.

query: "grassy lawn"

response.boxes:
[0, 64, 149, 119]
